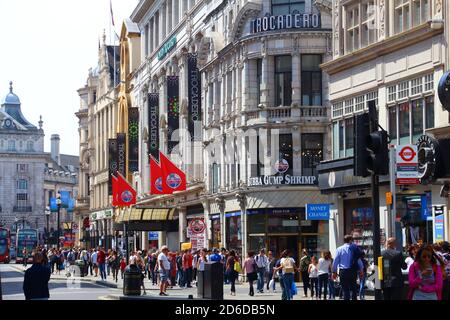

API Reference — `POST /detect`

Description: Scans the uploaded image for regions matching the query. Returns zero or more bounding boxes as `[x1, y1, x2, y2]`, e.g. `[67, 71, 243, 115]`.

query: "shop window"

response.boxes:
[275, 56, 292, 107]
[226, 216, 242, 253]
[249, 236, 266, 252]
[211, 218, 221, 249]
[301, 55, 322, 106]
[344, 118, 354, 157]
[268, 211, 299, 234]
[272, 0, 305, 15]
[248, 214, 265, 234]
[412, 99, 424, 143]
[399, 102, 410, 145]
[278, 134, 293, 176]
[339, 121, 345, 158]
[301, 133, 323, 177]
[398, 193, 433, 245]
[425, 96, 434, 129]
[389, 107, 398, 144]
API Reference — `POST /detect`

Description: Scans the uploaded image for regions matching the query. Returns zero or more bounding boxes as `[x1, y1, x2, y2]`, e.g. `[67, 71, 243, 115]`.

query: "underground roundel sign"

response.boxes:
[121, 190, 133, 203]
[189, 219, 206, 234]
[397, 145, 418, 163]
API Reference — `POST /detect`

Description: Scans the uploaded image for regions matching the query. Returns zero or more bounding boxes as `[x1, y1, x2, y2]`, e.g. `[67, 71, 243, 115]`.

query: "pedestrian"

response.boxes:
[197, 248, 208, 273]
[120, 257, 126, 279]
[243, 251, 258, 296]
[67, 248, 75, 266]
[182, 249, 193, 288]
[209, 248, 221, 262]
[221, 248, 229, 284]
[440, 241, 450, 300]
[381, 237, 407, 300]
[106, 249, 112, 276]
[318, 250, 332, 300]
[91, 248, 98, 277]
[308, 256, 319, 299]
[23, 252, 51, 300]
[328, 254, 336, 300]
[225, 250, 239, 296]
[192, 250, 199, 285]
[299, 249, 311, 297]
[22, 248, 28, 268]
[80, 250, 89, 276]
[150, 252, 158, 285]
[405, 244, 418, 272]
[59, 250, 65, 273]
[169, 252, 177, 288]
[158, 246, 170, 296]
[273, 252, 286, 300]
[266, 251, 277, 292]
[97, 247, 106, 281]
[109, 251, 120, 283]
[255, 249, 269, 293]
[274, 249, 297, 300]
[408, 244, 443, 300]
[332, 235, 364, 300]
[176, 251, 184, 287]
[358, 251, 369, 300]
[136, 251, 147, 295]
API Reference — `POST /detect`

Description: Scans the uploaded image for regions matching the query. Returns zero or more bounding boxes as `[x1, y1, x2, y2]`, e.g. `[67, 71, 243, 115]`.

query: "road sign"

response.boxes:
[396, 145, 419, 185]
[188, 219, 206, 234]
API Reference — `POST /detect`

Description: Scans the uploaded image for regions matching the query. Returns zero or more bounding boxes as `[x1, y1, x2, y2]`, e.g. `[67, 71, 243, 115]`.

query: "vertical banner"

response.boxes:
[148, 93, 160, 160]
[117, 133, 126, 177]
[167, 76, 179, 154]
[188, 53, 202, 141]
[108, 139, 118, 195]
[128, 107, 139, 172]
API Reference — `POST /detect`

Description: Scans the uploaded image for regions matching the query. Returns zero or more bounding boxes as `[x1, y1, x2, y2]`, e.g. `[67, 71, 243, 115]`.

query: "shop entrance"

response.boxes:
[268, 235, 299, 260]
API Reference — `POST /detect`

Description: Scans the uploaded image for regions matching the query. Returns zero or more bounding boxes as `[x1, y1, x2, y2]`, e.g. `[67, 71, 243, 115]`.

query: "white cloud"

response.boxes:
[0, 0, 139, 155]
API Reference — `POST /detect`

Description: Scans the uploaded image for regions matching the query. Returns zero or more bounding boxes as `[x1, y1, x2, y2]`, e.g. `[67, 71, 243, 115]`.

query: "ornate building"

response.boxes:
[0, 82, 46, 244]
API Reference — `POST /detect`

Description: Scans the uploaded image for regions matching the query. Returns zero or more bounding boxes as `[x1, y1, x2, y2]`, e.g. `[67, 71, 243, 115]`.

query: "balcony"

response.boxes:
[245, 106, 328, 125]
[13, 206, 32, 213]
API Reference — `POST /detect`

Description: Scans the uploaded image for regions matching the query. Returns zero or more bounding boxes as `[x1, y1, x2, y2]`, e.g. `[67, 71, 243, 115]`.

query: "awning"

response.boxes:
[129, 208, 143, 221]
[141, 208, 176, 221]
[112, 207, 178, 232]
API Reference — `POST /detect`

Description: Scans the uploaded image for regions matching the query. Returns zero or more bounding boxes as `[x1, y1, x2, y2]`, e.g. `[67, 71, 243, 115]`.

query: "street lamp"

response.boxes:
[45, 208, 50, 245]
[56, 194, 62, 250]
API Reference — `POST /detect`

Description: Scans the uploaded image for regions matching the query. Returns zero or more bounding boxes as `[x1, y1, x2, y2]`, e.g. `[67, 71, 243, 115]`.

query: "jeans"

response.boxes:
[151, 269, 157, 284]
[301, 271, 309, 296]
[177, 269, 184, 286]
[339, 269, 358, 300]
[112, 268, 119, 282]
[228, 270, 237, 293]
[359, 275, 366, 299]
[318, 273, 329, 299]
[184, 268, 193, 287]
[328, 276, 335, 299]
[107, 263, 111, 276]
[257, 268, 265, 292]
[282, 273, 295, 300]
[310, 277, 318, 298]
[279, 274, 286, 300]
[98, 263, 107, 280]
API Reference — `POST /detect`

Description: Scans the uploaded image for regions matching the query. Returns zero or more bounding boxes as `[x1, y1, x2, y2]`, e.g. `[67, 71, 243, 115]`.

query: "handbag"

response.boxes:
[234, 260, 242, 273]
[291, 281, 298, 296]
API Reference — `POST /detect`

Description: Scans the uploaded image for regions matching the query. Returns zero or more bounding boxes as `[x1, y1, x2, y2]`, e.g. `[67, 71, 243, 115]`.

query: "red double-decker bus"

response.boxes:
[0, 227, 11, 263]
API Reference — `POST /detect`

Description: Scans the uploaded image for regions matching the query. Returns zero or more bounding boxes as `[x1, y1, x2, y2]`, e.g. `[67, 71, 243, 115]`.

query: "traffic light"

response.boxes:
[367, 130, 389, 175]
[354, 113, 371, 177]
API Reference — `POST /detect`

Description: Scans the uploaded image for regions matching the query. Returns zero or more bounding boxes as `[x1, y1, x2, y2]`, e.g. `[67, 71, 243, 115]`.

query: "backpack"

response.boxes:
[281, 257, 295, 273]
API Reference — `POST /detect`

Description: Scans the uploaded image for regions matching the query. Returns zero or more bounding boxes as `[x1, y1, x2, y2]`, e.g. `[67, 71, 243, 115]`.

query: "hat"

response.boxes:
[161, 245, 169, 251]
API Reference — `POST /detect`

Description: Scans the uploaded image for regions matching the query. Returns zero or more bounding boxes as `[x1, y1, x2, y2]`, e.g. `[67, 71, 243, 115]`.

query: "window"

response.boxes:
[425, 96, 434, 129]
[388, 86, 397, 102]
[272, 0, 305, 15]
[17, 164, 28, 172]
[257, 136, 264, 177]
[332, 101, 344, 118]
[345, 98, 354, 114]
[275, 56, 292, 107]
[411, 77, 423, 95]
[398, 81, 410, 99]
[16, 193, 28, 207]
[413, 0, 430, 27]
[8, 140, 15, 151]
[389, 107, 398, 144]
[424, 74, 434, 91]
[212, 163, 220, 193]
[339, 121, 345, 157]
[301, 134, 323, 176]
[256, 59, 262, 105]
[301, 55, 322, 106]
[395, 0, 411, 34]
[346, 5, 360, 53]
[17, 179, 28, 190]
[278, 134, 293, 176]
[355, 95, 365, 112]
[399, 103, 410, 144]
[344, 118, 354, 155]
[361, 1, 376, 47]
[26, 141, 34, 152]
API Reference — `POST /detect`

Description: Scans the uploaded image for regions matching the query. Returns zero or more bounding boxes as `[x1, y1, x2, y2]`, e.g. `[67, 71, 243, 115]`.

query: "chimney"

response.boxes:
[51, 134, 60, 165]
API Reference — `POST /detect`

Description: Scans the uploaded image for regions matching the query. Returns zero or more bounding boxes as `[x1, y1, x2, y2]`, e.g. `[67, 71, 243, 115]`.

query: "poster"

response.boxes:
[108, 139, 118, 195]
[148, 93, 160, 159]
[187, 53, 201, 142]
[128, 107, 139, 172]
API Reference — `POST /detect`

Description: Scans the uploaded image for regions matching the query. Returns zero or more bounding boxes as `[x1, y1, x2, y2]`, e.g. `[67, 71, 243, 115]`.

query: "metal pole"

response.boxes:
[57, 204, 60, 250]
[389, 146, 397, 238]
[371, 174, 383, 300]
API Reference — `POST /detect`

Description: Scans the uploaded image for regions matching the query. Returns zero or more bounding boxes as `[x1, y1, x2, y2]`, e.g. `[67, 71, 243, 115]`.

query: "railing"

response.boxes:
[246, 106, 328, 123]
[300, 106, 328, 117]
[13, 206, 32, 213]
[269, 107, 291, 119]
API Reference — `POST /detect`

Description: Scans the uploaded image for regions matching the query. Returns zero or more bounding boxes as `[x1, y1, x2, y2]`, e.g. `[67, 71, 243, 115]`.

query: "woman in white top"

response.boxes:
[405, 245, 418, 272]
[308, 256, 319, 300]
[317, 251, 332, 300]
[197, 248, 208, 272]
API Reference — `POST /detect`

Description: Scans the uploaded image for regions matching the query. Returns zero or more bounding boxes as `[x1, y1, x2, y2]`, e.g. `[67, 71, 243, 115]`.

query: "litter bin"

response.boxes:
[123, 264, 142, 296]
[197, 262, 223, 300]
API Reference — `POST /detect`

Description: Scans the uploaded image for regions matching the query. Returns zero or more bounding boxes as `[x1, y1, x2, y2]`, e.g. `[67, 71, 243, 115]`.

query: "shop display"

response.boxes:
[350, 207, 374, 262]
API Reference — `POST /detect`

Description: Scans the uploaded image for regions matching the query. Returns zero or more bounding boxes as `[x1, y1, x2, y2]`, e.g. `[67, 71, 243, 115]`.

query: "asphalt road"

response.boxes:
[0, 264, 123, 300]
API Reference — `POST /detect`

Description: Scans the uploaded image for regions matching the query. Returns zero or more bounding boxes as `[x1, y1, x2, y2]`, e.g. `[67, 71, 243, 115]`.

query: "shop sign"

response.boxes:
[158, 36, 177, 61]
[421, 192, 432, 220]
[247, 175, 316, 187]
[90, 209, 113, 221]
[396, 145, 419, 185]
[251, 13, 321, 34]
[306, 204, 330, 220]
[148, 232, 159, 241]
[435, 214, 445, 241]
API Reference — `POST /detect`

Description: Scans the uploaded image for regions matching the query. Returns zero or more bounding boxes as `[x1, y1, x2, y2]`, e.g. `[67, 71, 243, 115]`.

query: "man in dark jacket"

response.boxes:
[381, 237, 407, 300]
[23, 252, 51, 300]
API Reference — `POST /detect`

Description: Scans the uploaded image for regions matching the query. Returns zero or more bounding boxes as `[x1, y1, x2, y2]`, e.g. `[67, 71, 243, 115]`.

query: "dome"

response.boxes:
[2, 82, 21, 105]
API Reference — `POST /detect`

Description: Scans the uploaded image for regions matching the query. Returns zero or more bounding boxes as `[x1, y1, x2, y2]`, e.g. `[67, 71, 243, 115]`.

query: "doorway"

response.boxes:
[268, 235, 299, 260]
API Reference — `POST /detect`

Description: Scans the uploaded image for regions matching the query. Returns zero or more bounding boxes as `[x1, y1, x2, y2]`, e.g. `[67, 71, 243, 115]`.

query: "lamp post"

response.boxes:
[45, 209, 50, 245]
[56, 195, 61, 250]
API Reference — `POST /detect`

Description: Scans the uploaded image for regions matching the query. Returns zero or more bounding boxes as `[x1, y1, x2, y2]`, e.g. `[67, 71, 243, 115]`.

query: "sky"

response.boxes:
[0, 0, 140, 156]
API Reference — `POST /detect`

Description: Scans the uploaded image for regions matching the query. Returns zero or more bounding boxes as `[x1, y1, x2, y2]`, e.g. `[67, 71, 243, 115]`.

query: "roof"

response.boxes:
[45, 153, 79, 173]
[1, 82, 37, 131]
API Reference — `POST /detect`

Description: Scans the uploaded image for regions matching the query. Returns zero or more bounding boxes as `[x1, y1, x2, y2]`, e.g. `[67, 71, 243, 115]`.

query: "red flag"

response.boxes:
[112, 172, 136, 207]
[150, 155, 165, 195]
[160, 152, 186, 193]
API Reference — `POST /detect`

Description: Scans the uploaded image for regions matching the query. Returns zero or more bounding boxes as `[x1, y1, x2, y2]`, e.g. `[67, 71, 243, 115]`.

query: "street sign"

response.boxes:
[435, 214, 445, 241]
[306, 204, 330, 220]
[188, 219, 206, 234]
[396, 145, 419, 185]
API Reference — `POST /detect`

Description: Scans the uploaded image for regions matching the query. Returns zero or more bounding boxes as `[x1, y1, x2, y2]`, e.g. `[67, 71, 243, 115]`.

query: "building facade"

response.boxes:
[0, 82, 46, 244]
[75, 34, 120, 250]
[319, 0, 448, 260]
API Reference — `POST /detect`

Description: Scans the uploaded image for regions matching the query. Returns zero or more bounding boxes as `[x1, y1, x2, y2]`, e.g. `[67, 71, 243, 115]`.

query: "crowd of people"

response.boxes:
[19, 237, 450, 300]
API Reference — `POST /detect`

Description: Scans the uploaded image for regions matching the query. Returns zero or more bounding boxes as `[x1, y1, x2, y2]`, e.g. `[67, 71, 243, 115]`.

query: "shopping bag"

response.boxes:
[234, 261, 242, 273]
[291, 281, 297, 296]
[269, 279, 275, 289]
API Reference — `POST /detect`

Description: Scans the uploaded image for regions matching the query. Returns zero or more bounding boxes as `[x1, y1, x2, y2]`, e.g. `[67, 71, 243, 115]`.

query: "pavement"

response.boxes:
[2, 263, 374, 300]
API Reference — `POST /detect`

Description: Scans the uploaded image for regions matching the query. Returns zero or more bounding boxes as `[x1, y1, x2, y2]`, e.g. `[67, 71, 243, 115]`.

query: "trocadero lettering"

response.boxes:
[252, 13, 321, 33]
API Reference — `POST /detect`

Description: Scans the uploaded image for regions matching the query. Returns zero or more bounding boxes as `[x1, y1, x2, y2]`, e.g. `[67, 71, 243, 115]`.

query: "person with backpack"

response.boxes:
[67, 249, 76, 266]
[381, 237, 407, 300]
[255, 249, 269, 293]
[226, 250, 239, 296]
[274, 249, 298, 300]
[332, 235, 364, 300]
[299, 249, 311, 297]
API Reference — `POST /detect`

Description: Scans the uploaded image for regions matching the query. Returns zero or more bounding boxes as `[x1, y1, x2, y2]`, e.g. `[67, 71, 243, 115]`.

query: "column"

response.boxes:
[172, 0, 178, 27]
[292, 127, 302, 175]
[202, 200, 211, 248]
[166, 0, 171, 36]
[291, 52, 301, 108]
[216, 199, 226, 249]
[241, 58, 249, 112]
[153, 16, 158, 50]
[260, 55, 269, 107]
[178, 207, 187, 244]
[142, 231, 148, 252]
[158, 9, 164, 45]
